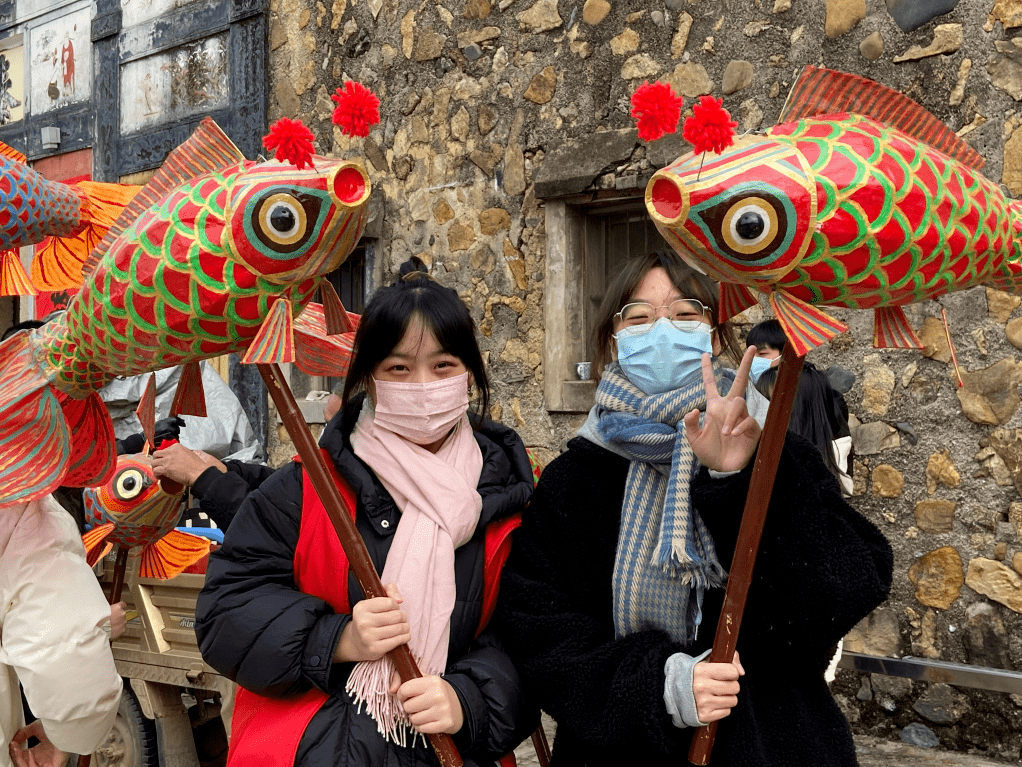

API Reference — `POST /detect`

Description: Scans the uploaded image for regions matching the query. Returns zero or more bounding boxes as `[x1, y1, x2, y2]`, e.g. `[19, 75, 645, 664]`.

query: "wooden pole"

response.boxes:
[77, 547, 132, 767]
[257, 363, 463, 767]
[688, 343, 805, 765]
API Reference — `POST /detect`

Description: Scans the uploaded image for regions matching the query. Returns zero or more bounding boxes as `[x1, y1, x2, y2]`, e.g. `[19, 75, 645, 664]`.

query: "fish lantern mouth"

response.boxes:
[333, 165, 370, 206]
[648, 177, 685, 223]
[159, 477, 185, 496]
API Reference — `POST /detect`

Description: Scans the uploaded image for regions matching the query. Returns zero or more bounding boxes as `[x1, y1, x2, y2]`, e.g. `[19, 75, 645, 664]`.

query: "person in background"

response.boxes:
[746, 318, 854, 497]
[151, 443, 274, 531]
[195, 258, 537, 766]
[496, 251, 892, 766]
[2, 496, 122, 767]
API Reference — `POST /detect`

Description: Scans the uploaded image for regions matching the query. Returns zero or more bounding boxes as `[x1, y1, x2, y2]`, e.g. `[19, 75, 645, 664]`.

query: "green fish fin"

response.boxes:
[319, 280, 358, 335]
[241, 297, 296, 365]
[0, 333, 71, 508]
[139, 529, 211, 580]
[293, 302, 358, 377]
[135, 373, 158, 449]
[778, 66, 984, 171]
[719, 282, 760, 324]
[874, 306, 923, 349]
[768, 291, 848, 357]
[170, 361, 207, 418]
[81, 118, 245, 279]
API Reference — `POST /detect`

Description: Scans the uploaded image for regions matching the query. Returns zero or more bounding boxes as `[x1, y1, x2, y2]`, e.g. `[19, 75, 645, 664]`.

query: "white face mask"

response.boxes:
[371, 372, 470, 445]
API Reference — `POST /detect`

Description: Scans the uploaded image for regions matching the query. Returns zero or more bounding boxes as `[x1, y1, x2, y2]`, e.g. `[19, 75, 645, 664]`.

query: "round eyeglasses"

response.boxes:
[614, 298, 711, 329]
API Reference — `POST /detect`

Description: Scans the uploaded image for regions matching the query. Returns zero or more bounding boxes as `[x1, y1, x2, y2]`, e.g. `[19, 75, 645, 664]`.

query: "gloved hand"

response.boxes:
[154, 415, 186, 446]
[116, 415, 187, 455]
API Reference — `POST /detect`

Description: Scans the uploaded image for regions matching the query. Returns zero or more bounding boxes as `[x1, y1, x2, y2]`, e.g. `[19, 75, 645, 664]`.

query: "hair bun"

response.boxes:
[398, 256, 429, 277]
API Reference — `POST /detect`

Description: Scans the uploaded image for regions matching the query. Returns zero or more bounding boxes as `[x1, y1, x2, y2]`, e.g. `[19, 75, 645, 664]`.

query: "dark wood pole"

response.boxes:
[257, 363, 463, 767]
[688, 343, 805, 765]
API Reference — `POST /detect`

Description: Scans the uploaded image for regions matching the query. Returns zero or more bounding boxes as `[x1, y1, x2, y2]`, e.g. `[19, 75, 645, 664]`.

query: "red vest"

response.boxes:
[228, 452, 521, 767]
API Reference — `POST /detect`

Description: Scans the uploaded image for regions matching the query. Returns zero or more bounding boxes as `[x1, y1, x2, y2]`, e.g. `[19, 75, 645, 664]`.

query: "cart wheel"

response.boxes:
[91, 687, 158, 767]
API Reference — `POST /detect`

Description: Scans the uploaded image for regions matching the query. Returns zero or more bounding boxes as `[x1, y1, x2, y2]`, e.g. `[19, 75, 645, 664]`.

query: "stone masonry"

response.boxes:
[265, 0, 1022, 758]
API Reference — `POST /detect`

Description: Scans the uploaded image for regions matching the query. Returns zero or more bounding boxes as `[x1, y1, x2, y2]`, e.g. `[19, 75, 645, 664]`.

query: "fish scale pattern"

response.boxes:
[772, 115, 1022, 309]
[36, 163, 323, 395]
[0, 157, 81, 250]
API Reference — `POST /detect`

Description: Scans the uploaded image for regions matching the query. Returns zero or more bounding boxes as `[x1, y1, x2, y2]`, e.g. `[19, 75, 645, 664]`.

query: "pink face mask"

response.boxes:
[372, 372, 470, 445]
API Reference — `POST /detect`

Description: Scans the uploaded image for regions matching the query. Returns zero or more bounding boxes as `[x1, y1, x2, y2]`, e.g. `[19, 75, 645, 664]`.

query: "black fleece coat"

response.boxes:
[495, 433, 893, 767]
[195, 398, 538, 767]
[191, 460, 276, 530]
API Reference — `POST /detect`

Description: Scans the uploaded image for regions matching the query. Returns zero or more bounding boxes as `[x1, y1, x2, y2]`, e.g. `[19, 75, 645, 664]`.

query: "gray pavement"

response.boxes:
[511, 716, 1018, 766]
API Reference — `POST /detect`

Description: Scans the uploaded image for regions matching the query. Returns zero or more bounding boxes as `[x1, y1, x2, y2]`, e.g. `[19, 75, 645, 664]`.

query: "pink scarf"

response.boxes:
[347, 399, 483, 743]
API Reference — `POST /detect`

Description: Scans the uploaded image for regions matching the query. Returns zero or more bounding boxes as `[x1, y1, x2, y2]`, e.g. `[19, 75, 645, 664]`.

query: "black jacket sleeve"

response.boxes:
[494, 441, 688, 755]
[691, 432, 893, 665]
[443, 628, 538, 760]
[191, 461, 276, 530]
[195, 464, 349, 697]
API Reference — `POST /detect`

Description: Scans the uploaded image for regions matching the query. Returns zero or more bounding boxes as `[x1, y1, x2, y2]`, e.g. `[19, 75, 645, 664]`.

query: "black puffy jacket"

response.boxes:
[196, 397, 538, 766]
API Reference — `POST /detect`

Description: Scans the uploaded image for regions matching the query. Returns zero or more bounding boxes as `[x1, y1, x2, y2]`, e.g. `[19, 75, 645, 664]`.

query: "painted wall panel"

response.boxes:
[0, 42, 23, 124]
[28, 6, 90, 115]
[119, 34, 228, 134]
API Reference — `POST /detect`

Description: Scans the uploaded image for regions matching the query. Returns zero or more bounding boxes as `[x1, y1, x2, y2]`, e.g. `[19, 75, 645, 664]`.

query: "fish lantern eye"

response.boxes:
[256, 193, 309, 247]
[736, 211, 764, 240]
[113, 468, 148, 501]
[721, 197, 778, 256]
[269, 204, 296, 234]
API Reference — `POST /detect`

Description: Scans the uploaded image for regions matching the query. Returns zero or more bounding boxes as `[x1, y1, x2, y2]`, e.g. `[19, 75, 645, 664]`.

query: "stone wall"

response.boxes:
[266, 0, 1022, 756]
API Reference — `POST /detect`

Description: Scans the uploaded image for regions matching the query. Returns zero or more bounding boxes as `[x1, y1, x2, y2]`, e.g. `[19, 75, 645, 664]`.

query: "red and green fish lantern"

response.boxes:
[0, 116, 371, 508]
[645, 67, 1019, 356]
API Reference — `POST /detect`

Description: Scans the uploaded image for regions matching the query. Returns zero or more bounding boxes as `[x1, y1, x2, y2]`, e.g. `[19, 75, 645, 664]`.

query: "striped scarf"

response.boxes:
[593, 362, 730, 645]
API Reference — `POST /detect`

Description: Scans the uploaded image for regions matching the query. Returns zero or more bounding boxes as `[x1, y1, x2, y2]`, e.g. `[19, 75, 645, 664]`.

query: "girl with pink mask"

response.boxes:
[195, 258, 538, 767]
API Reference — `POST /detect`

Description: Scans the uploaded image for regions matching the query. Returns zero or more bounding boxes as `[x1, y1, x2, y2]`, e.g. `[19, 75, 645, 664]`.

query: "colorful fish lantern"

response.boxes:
[0, 117, 372, 507]
[645, 67, 1017, 356]
[82, 454, 210, 579]
[0, 141, 141, 295]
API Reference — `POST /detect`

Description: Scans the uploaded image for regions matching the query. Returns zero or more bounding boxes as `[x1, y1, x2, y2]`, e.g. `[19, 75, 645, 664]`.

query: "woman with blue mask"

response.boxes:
[496, 251, 892, 767]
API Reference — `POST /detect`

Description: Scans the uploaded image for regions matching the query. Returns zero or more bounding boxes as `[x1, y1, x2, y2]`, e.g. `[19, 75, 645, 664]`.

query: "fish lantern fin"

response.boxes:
[82, 524, 116, 568]
[241, 297, 296, 365]
[0, 248, 37, 296]
[294, 302, 357, 377]
[170, 361, 207, 418]
[54, 390, 118, 488]
[0, 334, 71, 508]
[0, 141, 26, 164]
[778, 66, 984, 171]
[319, 280, 358, 335]
[81, 118, 245, 280]
[873, 306, 923, 349]
[135, 373, 158, 451]
[139, 529, 212, 579]
[719, 282, 760, 323]
[32, 181, 142, 291]
[768, 291, 849, 357]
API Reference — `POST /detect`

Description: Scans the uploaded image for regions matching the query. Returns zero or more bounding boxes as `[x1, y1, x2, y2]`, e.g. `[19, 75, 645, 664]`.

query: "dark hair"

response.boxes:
[755, 362, 845, 479]
[746, 319, 786, 353]
[1, 319, 45, 342]
[342, 258, 490, 416]
[591, 251, 739, 381]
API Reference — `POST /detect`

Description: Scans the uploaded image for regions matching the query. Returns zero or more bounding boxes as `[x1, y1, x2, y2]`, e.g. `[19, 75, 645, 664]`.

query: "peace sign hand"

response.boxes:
[682, 347, 762, 473]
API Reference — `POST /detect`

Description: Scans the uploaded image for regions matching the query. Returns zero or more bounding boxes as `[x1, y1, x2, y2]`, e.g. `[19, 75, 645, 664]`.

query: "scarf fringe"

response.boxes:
[345, 656, 440, 747]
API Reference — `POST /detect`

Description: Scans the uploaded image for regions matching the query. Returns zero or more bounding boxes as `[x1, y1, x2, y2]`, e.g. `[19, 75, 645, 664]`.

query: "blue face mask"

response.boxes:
[614, 318, 714, 395]
[749, 355, 774, 383]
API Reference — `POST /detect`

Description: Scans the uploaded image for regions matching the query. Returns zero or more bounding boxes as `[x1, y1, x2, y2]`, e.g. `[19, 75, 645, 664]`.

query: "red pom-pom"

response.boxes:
[682, 96, 738, 155]
[262, 118, 316, 170]
[331, 81, 381, 138]
[630, 81, 683, 143]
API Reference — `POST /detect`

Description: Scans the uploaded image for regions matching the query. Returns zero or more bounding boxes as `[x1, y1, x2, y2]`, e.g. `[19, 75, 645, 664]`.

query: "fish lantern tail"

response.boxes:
[0, 332, 117, 508]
